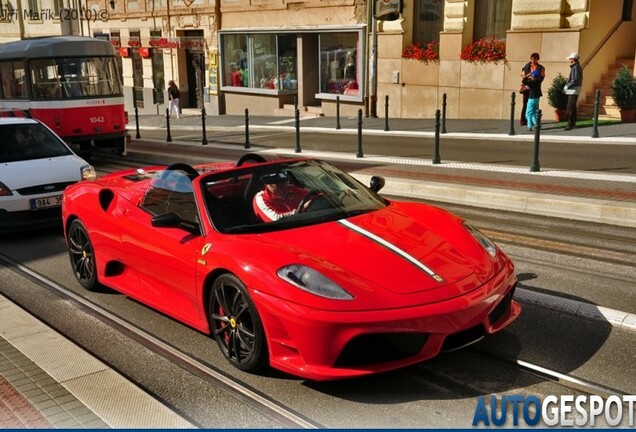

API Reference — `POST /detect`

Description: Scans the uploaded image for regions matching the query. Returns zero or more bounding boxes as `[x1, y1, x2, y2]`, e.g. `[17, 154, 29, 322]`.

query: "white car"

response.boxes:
[0, 117, 95, 233]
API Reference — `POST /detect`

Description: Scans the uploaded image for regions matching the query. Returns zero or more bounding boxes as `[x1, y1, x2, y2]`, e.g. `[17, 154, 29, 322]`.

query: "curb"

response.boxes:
[351, 173, 636, 229]
[129, 124, 636, 145]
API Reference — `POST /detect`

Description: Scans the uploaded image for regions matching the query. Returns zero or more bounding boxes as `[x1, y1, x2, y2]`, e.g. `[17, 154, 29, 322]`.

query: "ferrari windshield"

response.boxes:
[202, 160, 387, 233]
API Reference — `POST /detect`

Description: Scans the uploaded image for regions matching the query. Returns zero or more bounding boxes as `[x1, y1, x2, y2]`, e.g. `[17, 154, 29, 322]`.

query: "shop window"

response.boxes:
[414, 0, 444, 44]
[473, 0, 512, 41]
[221, 33, 297, 92]
[251, 34, 276, 88]
[319, 32, 360, 97]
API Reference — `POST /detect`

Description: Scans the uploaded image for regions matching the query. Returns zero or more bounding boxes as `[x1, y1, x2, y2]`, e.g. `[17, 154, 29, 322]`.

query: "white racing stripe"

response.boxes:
[338, 219, 444, 282]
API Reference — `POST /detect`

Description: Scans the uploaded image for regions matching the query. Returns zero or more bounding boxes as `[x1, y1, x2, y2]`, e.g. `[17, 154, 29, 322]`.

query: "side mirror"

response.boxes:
[151, 212, 199, 235]
[369, 176, 385, 193]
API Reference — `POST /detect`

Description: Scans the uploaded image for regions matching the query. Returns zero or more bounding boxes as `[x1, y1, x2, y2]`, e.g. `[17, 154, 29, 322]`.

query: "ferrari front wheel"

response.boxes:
[67, 219, 99, 291]
[209, 274, 268, 372]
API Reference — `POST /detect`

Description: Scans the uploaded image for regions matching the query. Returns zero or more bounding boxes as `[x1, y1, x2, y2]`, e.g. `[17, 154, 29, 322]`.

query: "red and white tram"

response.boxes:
[0, 36, 126, 156]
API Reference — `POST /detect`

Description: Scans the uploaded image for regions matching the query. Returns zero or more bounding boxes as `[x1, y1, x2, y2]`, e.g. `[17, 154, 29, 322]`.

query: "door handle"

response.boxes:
[123, 209, 132, 216]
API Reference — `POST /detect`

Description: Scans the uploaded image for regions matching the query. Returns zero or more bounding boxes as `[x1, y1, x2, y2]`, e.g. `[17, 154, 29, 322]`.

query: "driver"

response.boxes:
[252, 172, 308, 222]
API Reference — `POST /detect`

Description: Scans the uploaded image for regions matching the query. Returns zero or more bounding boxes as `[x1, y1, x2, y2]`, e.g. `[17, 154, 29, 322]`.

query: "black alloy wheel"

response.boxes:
[67, 219, 99, 291]
[210, 274, 268, 372]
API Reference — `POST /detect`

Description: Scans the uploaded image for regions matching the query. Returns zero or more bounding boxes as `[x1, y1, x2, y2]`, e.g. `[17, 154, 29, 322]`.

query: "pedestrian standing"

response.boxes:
[519, 53, 544, 126]
[521, 53, 545, 131]
[168, 80, 181, 119]
[564, 52, 583, 130]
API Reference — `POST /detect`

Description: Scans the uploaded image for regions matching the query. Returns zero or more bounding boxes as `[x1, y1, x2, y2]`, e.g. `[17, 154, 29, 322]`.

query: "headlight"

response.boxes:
[464, 222, 497, 257]
[0, 181, 13, 196]
[81, 165, 96, 181]
[277, 264, 353, 300]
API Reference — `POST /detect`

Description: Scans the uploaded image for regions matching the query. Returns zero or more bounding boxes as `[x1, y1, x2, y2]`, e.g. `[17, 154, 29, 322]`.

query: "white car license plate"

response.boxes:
[30, 195, 63, 210]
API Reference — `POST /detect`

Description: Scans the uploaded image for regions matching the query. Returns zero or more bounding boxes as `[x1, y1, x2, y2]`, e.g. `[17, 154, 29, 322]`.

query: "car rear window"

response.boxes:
[0, 123, 72, 163]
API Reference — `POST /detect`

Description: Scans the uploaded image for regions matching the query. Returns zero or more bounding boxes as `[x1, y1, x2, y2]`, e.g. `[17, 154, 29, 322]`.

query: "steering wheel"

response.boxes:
[165, 163, 199, 179]
[236, 153, 267, 167]
[296, 191, 324, 214]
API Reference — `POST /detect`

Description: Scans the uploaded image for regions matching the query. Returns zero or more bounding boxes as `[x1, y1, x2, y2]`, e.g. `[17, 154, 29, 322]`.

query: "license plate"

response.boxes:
[30, 195, 63, 210]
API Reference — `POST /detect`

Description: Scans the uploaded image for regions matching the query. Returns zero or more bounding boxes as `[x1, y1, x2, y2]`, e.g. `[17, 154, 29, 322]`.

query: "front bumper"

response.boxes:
[254, 262, 519, 381]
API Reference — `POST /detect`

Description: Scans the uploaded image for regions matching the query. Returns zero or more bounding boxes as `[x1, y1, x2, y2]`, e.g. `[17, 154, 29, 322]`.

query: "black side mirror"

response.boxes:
[369, 176, 385, 193]
[151, 212, 199, 235]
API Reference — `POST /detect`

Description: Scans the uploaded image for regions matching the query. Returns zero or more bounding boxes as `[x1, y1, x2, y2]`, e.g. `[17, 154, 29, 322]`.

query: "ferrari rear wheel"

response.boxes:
[210, 274, 268, 372]
[67, 219, 99, 291]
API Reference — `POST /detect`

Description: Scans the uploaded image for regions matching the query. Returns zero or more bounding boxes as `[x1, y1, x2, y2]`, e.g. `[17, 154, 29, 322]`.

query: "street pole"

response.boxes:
[369, 15, 378, 118]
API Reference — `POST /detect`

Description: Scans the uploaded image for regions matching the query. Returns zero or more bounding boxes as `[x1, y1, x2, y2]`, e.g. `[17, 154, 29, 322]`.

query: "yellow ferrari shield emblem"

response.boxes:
[201, 243, 212, 256]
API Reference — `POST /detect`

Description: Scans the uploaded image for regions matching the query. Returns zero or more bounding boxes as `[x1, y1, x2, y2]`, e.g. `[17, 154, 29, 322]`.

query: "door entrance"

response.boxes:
[183, 29, 205, 109]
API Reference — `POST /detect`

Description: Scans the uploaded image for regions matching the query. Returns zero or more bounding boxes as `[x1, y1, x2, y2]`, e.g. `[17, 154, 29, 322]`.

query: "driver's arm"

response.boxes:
[253, 191, 294, 222]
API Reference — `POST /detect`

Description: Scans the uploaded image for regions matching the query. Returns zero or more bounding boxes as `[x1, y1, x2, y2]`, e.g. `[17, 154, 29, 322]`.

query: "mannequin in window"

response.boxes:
[344, 51, 356, 80]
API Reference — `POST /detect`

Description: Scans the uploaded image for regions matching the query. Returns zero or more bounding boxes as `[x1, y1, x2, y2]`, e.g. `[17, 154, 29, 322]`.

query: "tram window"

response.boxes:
[30, 59, 62, 99]
[0, 61, 27, 99]
[56, 57, 121, 98]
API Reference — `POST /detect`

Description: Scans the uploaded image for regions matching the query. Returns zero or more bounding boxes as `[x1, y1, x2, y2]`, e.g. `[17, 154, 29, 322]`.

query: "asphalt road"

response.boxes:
[1, 149, 634, 427]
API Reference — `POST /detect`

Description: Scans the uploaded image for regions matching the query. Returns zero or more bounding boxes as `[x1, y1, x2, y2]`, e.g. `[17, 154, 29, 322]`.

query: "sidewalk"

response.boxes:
[0, 293, 193, 428]
[129, 112, 636, 228]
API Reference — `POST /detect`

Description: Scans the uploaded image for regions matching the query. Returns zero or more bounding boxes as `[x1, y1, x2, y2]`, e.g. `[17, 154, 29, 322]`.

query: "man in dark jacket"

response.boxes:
[564, 52, 583, 130]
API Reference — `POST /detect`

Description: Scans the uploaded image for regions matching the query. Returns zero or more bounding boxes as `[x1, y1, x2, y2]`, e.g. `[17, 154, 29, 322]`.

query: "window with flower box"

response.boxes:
[414, 0, 444, 44]
[473, 0, 512, 41]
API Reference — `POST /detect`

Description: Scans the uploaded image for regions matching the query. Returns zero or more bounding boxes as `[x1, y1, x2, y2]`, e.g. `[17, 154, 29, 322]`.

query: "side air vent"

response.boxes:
[104, 260, 125, 277]
[98, 189, 115, 211]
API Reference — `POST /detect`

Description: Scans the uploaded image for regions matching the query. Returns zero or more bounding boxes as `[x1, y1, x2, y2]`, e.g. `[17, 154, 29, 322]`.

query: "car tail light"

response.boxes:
[124, 111, 129, 124]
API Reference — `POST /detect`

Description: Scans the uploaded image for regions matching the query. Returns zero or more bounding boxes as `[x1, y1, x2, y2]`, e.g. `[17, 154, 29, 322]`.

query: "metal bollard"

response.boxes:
[433, 109, 441, 164]
[133, 88, 140, 139]
[336, 96, 341, 130]
[165, 108, 172, 143]
[530, 109, 542, 172]
[384, 95, 390, 131]
[295, 108, 301, 153]
[441, 93, 447, 134]
[356, 109, 364, 158]
[244, 108, 251, 149]
[509, 92, 516, 136]
[201, 107, 208, 146]
[592, 89, 600, 138]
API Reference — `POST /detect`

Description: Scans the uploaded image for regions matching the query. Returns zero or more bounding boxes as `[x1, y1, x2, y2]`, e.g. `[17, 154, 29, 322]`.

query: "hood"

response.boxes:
[1, 155, 87, 190]
[254, 202, 501, 299]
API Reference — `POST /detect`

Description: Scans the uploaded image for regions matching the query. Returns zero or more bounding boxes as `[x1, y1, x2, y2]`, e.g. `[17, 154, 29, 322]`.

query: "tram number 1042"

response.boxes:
[89, 116, 105, 123]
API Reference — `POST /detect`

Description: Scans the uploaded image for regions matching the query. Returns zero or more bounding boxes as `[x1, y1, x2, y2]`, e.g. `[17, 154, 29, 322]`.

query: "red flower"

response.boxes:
[460, 36, 506, 64]
[402, 41, 440, 64]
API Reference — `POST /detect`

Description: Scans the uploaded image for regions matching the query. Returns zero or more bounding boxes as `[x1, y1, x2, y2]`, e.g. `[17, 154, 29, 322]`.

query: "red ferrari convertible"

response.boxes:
[62, 154, 520, 380]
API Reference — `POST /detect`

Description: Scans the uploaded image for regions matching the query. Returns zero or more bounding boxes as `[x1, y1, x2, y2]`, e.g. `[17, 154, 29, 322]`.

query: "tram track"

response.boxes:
[468, 347, 627, 399]
[1, 244, 634, 426]
[2, 253, 629, 418]
[0, 252, 322, 429]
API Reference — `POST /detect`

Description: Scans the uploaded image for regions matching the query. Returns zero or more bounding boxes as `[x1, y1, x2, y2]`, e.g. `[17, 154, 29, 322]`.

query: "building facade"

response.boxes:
[1, 0, 635, 119]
